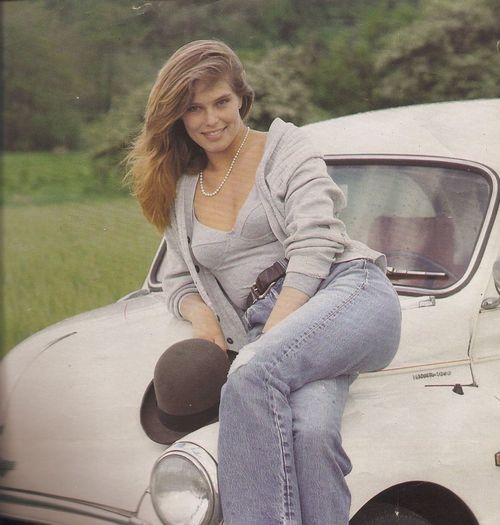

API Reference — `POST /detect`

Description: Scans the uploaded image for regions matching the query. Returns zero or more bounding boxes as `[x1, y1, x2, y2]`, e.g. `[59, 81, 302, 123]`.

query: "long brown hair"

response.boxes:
[126, 40, 254, 232]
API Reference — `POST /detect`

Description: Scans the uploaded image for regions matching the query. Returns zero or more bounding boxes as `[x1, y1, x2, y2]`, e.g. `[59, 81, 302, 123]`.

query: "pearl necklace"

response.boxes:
[198, 126, 250, 197]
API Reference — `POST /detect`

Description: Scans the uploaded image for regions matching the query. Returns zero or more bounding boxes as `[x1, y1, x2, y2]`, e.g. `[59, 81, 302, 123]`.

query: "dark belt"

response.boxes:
[244, 259, 288, 310]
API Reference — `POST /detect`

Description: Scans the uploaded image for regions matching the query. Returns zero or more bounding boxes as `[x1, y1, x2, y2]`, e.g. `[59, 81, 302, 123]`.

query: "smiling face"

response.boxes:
[181, 78, 245, 157]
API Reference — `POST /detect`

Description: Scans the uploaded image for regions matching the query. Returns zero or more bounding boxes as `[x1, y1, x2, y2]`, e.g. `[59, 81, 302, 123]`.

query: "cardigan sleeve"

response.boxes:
[162, 223, 199, 319]
[275, 150, 351, 294]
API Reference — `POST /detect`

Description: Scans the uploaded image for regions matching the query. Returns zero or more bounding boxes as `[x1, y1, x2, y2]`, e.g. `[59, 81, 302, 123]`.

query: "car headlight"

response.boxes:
[151, 443, 222, 525]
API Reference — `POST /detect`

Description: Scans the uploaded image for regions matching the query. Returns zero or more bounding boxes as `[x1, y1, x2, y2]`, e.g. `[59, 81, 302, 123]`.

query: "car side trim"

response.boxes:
[0, 487, 142, 525]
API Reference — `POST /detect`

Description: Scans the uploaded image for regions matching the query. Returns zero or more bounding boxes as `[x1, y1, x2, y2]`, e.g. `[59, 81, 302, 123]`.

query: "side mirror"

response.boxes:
[493, 260, 500, 294]
[482, 260, 500, 310]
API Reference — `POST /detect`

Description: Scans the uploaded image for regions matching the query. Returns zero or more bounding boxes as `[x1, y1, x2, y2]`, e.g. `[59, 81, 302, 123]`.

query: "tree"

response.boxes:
[3, 2, 83, 150]
[373, 0, 500, 107]
[46, 0, 155, 116]
[85, 81, 151, 184]
[310, 1, 420, 117]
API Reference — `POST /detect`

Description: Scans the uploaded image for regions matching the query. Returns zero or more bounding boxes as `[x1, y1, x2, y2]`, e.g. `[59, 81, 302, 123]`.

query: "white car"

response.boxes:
[1, 99, 499, 525]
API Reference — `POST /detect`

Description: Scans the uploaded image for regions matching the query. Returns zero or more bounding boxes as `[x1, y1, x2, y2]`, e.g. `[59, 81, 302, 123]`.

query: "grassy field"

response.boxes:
[3, 151, 125, 204]
[2, 152, 161, 357]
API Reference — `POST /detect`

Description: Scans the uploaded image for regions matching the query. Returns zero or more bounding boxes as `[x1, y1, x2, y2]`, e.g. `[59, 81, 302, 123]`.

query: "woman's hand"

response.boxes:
[191, 314, 227, 350]
[179, 294, 227, 350]
[263, 286, 310, 334]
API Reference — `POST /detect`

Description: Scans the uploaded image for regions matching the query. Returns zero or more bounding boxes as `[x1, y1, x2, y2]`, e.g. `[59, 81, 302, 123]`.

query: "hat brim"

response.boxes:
[140, 380, 218, 445]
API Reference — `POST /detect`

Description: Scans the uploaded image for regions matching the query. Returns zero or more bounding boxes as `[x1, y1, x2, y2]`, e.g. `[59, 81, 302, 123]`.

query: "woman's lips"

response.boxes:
[202, 127, 226, 140]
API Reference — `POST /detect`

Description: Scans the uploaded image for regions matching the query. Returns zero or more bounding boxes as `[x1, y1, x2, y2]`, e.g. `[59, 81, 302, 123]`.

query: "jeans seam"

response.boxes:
[262, 261, 369, 524]
[268, 383, 293, 524]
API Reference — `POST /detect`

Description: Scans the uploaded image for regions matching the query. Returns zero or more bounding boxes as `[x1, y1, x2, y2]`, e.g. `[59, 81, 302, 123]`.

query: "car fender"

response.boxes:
[343, 371, 500, 523]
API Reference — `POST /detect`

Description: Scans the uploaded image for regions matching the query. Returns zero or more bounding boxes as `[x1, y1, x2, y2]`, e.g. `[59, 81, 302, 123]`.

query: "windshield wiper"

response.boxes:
[386, 267, 447, 278]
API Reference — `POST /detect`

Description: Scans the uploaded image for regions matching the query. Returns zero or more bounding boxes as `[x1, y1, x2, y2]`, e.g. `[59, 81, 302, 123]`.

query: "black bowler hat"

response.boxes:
[140, 339, 230, 445]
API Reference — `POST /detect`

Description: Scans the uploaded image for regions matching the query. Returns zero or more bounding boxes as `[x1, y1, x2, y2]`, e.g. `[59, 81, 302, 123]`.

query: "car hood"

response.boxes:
[0, 293, 193, 512]
[0, 288, 480, 512]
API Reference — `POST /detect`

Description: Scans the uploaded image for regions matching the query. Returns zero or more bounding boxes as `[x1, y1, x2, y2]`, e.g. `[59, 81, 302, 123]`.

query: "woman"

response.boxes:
[128, 40, 401, 525]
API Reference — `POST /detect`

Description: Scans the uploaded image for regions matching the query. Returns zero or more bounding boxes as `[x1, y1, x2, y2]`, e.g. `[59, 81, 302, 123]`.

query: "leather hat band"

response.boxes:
[157, 403, 220, 432]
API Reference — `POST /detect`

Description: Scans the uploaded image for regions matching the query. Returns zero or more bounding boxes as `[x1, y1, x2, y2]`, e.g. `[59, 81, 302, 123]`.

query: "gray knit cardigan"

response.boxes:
[162, 118, 384, 351]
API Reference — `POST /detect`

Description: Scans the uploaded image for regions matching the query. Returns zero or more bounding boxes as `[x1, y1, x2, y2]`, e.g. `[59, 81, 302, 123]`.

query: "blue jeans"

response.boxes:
[218, 259, 401, 525]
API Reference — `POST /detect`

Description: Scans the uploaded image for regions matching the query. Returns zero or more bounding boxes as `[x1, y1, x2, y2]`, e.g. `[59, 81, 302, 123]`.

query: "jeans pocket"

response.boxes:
[244, 277, 284, 340]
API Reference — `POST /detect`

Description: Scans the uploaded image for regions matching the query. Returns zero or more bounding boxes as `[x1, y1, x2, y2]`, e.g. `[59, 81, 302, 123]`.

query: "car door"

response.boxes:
[326, 156, 496, 385]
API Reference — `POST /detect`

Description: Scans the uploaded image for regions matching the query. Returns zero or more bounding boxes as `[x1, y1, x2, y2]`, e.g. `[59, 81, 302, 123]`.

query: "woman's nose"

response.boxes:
[205, 108, 219, 126]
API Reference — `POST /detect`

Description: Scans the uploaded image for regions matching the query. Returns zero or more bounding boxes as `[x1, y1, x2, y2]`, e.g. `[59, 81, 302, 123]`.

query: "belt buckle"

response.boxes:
[250, 280, 277, 305]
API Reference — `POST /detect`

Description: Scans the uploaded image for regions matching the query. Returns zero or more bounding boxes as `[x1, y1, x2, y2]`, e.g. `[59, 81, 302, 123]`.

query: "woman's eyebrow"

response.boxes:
[191, 92, 233, 105]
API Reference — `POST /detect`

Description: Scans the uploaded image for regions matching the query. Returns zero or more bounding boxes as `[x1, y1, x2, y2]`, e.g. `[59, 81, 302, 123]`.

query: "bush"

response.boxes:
[373, 0, 500, 106]
[84, 82, 151, 185]
[246, 46, 328, 129]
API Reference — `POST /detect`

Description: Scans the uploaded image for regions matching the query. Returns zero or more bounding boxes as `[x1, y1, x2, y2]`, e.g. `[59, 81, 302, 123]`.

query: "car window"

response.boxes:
[150, 160, 492, 294]
[328, 162, 491, 291]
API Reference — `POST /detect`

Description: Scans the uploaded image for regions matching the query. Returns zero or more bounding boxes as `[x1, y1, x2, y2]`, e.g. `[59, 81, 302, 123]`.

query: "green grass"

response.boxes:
[2, 152, 161, 357]
[2, 151, 126, 205]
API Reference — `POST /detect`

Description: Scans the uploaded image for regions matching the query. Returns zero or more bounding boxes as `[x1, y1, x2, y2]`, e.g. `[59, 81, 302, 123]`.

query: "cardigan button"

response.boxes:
[187, 236, 191, 244]
[216, 315, 221, 322]
[226, 337, 234, 345]
[195, 265, 200, 273]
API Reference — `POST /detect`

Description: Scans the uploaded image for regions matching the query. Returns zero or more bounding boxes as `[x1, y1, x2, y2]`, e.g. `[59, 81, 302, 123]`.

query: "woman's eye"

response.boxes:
[187, 105, 200, 113]
[217, 98, 229, 107]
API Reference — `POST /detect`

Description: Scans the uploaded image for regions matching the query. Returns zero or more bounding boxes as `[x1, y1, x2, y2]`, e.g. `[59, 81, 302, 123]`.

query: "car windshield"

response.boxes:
[328, 162, 492, 291]
[151, 159, 493, 294]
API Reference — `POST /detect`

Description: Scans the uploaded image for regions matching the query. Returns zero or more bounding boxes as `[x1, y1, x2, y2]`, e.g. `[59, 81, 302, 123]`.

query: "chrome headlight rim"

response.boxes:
[150, 442, 221, 525]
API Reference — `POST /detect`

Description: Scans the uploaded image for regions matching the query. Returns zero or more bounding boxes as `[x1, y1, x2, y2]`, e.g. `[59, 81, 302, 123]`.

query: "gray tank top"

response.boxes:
[191, 185, 285, 310]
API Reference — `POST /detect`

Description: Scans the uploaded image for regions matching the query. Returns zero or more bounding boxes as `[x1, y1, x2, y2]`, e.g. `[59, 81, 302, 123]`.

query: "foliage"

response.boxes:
[4, 0, 499, 156]
[84, 83, 151, 181]
[311, 1, 421, 116]
[373, 0, 500, 106]
[3, 2, 83, 150]
[44, 0, 156, 115]
[246, 46, 328, 129]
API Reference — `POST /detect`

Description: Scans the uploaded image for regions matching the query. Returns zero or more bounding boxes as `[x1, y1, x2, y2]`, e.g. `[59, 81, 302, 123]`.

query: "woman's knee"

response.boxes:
[293, 410, 337, 447]
[221, 361, 267, 410]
